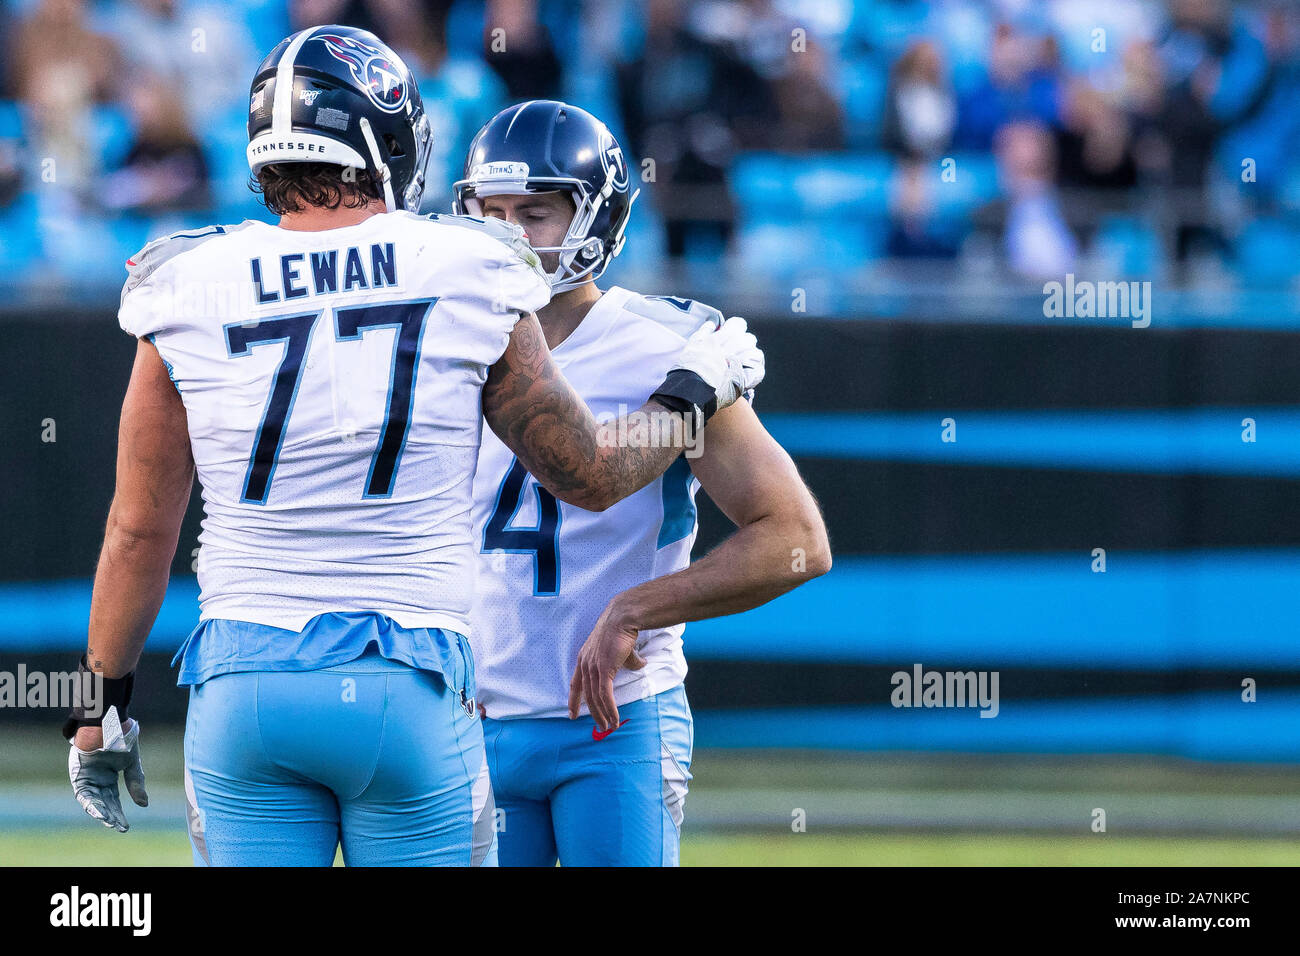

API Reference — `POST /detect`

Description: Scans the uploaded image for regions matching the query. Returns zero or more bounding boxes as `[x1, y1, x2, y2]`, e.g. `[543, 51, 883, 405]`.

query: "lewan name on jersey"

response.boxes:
[249, 242, 399, 303]
[118, 211, 551, 635]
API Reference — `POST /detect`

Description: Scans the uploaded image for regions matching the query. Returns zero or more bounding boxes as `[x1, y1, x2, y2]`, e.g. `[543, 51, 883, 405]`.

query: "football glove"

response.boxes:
[650, 316, 765, 428]
[69, 706, 148, 833]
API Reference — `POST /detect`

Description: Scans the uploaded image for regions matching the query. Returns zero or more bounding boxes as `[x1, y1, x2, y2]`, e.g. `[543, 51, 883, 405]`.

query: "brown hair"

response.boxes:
[251, 162, 382, 216]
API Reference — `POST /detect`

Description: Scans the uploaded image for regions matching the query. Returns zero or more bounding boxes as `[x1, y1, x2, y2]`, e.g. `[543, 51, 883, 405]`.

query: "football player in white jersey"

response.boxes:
[61, 29, 764, 867]
[459, 101, 831, 866]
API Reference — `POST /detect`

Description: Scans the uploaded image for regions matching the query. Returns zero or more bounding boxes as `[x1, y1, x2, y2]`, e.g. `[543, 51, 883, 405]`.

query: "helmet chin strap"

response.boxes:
[359, 117, 396, 212]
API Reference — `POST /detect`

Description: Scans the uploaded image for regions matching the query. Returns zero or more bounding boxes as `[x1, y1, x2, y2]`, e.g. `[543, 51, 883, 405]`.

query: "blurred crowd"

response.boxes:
[3, 0, 1300, 293]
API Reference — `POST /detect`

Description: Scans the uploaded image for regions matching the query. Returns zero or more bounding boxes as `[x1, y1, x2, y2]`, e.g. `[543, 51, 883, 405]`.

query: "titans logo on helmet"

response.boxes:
[598, 128, 629, 192]
[318, 33, 408, 113]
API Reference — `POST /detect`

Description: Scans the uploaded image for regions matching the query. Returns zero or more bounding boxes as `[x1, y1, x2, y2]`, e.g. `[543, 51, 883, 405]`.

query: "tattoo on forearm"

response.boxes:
[484, 316, 685, 504]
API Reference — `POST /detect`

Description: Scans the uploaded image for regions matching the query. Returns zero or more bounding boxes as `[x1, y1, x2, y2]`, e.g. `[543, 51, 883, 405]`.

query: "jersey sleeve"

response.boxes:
[622, 294, 725, 340]
[118, 225, 231, 338]
[118, 262, 168, 339]
[431, 214, 552, 316]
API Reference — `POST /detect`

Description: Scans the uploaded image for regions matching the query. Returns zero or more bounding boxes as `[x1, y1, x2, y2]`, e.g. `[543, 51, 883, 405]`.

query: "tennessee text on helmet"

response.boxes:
[246, 25, 433, 213]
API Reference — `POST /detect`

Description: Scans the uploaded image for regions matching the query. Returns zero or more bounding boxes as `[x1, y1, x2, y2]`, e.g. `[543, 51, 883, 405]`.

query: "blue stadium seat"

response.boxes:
[40, 211, 150, 283]
[930, 152, 999, 219]
[88, 105, 134, 172]
[197, 106, 258, 210]
[736, 218, 879, 279]
[447, 0, 487, 58]
[849, 0, 932, 55]
[1235, 218, 1300, 287]
[790, 153, 893, 218]
[835, 57, 888, 148]
[1089, 216, 1163, 280]
[732, 152, 893, 224]
[0, 192, 43, 271]
[0, 100, 25, 140]
[1279, 163, 1300, 214]
[235, 0, 292, 60]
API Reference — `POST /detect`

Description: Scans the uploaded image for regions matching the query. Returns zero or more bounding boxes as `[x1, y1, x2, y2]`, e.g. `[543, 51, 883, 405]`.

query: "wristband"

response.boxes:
[61, 655, 134, 742]
[650, 368, 718, 427]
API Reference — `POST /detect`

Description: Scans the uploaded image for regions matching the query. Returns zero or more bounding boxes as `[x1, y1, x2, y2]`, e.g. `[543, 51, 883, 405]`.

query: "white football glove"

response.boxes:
[68, 707, 148, 832]
[651, 316, 765, 427]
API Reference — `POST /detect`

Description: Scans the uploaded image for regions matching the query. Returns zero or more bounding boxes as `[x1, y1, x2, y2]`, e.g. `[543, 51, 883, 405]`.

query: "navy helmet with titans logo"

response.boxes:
[453, 100, 638, 292]
[247, 25, 432, 212]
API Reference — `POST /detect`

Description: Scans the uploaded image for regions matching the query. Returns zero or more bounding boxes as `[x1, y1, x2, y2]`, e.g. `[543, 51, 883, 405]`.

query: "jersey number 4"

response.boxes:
[482, 458, 561, 595]
[224, 299, 435, 504]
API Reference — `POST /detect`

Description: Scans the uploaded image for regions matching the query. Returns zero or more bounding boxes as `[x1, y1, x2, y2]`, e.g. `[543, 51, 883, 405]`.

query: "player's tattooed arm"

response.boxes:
[482, 312, 688, 512]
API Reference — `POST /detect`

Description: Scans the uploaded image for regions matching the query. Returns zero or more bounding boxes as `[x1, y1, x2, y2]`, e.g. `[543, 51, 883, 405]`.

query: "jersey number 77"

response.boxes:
[223, 298, 435, 504]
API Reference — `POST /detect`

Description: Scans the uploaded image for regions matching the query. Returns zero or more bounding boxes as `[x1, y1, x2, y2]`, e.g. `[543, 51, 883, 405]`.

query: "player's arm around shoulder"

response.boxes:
[481, 311, 765, 513]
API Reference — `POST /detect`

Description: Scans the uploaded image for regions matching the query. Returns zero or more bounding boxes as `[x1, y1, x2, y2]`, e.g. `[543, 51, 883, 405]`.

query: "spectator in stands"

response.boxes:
[992, 121, 1077, 280]
[765, 35, 844, 151]
[955, 22, 1061, 151]
[1054, 80, 1139, 193]
[370, 2, 506, 212]
[1216, 1, 1300, 206]
[616, 0, 778, 257]
[100, 0, 257, 124]
[0, 132, 21, 211]
[0, 4, 15, 99]
[483, 0, 564, 100]
[9, 0, 120, 190]
[100, 73, 210, 215]
[886, 159, 961, 260]
[290, 0, 389, 37]
[882, 40, 955, 161]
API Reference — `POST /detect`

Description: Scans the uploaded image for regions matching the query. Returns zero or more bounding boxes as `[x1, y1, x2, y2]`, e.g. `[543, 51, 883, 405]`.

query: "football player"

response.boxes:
[62, 29, 764, 866]
[459, 101, 831, 866]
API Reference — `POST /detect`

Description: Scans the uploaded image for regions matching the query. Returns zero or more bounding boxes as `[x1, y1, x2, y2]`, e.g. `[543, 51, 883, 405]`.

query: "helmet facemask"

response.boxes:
[455, 175, 639, 293]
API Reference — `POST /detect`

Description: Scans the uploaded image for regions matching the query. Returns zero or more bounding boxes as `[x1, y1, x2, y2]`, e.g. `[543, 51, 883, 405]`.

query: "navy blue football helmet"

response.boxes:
[453, 100, 638, 292]
[246, 25, 432, 212]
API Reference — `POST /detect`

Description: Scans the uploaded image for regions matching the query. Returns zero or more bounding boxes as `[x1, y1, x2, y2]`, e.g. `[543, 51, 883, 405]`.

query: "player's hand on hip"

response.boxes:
[69, 707, 148, 832]
[568, 602, 646, 731]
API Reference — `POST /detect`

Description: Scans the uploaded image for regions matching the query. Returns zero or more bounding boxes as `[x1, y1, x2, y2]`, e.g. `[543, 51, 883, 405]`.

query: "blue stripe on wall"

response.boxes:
[0, 577, 200, 652]
[3, 550, 1295, 669]
[695, 691, 1300, 762]
[684, 551, 1298, 668]
[761, 409, 1300, 475]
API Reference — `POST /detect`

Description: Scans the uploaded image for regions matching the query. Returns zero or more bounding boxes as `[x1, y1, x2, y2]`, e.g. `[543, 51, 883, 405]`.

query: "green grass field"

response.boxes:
[5, 726, 1299, 865]
[4, 828, 1298, 866]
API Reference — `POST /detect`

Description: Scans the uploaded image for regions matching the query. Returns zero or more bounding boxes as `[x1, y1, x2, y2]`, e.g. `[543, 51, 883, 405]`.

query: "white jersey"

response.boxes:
[470, 287, 722, 718]
[119, 211, 551, 634]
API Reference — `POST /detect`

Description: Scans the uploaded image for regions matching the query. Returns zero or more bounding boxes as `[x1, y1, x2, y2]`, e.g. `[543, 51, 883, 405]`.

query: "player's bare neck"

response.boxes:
[277, 199, 387, 233]
[538, 281, 602, 350]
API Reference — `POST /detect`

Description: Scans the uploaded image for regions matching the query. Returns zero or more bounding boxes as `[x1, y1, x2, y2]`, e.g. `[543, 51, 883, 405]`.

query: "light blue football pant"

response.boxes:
[183, 650, 496, 866]
[481, 684, 693, 867]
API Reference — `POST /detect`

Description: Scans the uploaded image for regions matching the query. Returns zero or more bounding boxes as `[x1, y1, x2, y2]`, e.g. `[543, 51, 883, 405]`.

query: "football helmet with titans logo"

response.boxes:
[453, 100, 638, 292]
[247, 25, 432, 212]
